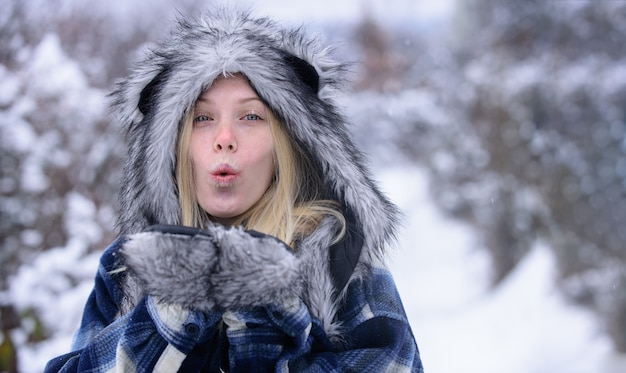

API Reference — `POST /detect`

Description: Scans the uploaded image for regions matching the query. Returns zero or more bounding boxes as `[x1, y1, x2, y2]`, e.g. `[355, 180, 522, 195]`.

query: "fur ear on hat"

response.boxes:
[283, 53, 320, 93]
[137, 66, 171, 115]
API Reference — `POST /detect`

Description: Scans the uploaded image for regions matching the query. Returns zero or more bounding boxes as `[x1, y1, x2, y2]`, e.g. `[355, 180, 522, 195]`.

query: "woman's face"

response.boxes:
[189, 74, 275, 224]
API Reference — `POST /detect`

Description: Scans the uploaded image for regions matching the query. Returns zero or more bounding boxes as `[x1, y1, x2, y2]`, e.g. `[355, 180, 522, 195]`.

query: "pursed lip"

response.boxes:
[209, 163, 240, 185]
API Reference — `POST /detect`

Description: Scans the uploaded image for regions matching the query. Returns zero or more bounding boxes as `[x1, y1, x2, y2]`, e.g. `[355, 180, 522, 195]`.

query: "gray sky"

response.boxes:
[223, 0, 455, 25]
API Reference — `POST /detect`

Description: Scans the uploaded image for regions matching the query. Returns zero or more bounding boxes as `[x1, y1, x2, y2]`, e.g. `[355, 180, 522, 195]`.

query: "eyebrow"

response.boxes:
[196, 96, 264, 105]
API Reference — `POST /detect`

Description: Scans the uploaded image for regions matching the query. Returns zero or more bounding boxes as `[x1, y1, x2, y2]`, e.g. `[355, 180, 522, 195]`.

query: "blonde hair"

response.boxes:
[176, 106, 345, 248]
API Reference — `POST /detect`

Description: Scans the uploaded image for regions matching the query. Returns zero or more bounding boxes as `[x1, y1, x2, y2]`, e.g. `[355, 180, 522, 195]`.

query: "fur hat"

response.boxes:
[110, 7, 400, 253]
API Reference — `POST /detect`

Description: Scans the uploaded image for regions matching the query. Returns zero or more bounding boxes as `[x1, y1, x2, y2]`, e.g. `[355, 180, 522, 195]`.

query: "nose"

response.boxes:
[213, 123, 237, 152]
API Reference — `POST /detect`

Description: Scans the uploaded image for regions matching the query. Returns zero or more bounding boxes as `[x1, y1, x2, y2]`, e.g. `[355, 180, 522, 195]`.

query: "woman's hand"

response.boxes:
[120, 225, 219, 310]
[208, 227, 301, 309]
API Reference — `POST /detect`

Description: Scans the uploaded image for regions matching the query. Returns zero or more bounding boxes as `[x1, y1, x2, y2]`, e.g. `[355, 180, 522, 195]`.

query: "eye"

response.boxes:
[194, 114, 211, 124]
[243, 113, 262, 121]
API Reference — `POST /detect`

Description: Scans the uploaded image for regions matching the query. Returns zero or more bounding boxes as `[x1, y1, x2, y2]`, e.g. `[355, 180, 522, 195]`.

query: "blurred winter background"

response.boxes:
[1, 0, 625, 372]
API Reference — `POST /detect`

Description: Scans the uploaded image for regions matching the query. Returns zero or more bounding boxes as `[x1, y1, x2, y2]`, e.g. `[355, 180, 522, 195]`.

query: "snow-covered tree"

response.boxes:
[436, 0, 626, 352]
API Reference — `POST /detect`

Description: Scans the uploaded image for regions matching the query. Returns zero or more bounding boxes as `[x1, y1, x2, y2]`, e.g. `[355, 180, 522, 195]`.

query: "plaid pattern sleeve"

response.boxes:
[222, 266, 424, 373]
[44, 240, 223, 373]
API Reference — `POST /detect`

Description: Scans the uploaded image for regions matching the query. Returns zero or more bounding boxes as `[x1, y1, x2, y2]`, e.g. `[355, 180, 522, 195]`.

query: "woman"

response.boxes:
[46, 7, 423, 372]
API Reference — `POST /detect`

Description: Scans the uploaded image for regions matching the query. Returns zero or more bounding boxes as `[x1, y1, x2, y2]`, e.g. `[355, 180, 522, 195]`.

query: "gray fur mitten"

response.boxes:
[121, 228, 218, 310]
[205, 225, 301, 309]
[120, 224, 302, 312]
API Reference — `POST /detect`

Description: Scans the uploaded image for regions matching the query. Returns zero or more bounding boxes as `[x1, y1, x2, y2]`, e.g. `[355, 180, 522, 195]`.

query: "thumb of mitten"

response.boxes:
[121, 227, 218, 310]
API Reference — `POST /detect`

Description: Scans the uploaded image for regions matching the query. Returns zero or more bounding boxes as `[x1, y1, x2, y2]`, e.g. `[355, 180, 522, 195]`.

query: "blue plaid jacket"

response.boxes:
[45, 239, 423, 372]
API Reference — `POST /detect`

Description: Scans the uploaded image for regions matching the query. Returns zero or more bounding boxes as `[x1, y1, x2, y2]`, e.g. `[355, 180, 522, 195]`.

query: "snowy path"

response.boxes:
[381, 164, 622, 373]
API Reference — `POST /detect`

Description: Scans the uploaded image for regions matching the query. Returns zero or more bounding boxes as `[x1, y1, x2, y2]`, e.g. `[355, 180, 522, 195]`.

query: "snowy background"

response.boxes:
[2, 0, 626, 372]
[383, 164, 622, 373]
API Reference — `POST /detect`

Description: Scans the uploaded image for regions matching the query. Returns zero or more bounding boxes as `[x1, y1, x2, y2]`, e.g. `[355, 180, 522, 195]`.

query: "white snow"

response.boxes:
[381, 163, 620, 373]
[26, 33, 88, 98]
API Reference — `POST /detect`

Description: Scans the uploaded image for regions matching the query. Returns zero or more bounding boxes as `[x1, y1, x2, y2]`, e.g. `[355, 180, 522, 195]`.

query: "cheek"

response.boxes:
[246, 149, 274, 189]
[189, 133, 211, 166]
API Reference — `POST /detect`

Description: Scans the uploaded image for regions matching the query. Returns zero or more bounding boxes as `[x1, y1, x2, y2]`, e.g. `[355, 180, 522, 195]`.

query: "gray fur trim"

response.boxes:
[297, 217, 345, 340]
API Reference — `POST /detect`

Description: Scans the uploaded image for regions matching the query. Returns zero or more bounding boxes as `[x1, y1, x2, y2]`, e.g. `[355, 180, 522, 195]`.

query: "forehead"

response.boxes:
[198, 74, 259, 101]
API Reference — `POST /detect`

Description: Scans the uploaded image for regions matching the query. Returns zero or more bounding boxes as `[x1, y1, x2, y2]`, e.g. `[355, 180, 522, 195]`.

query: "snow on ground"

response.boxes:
[381, 163, 624, 373]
